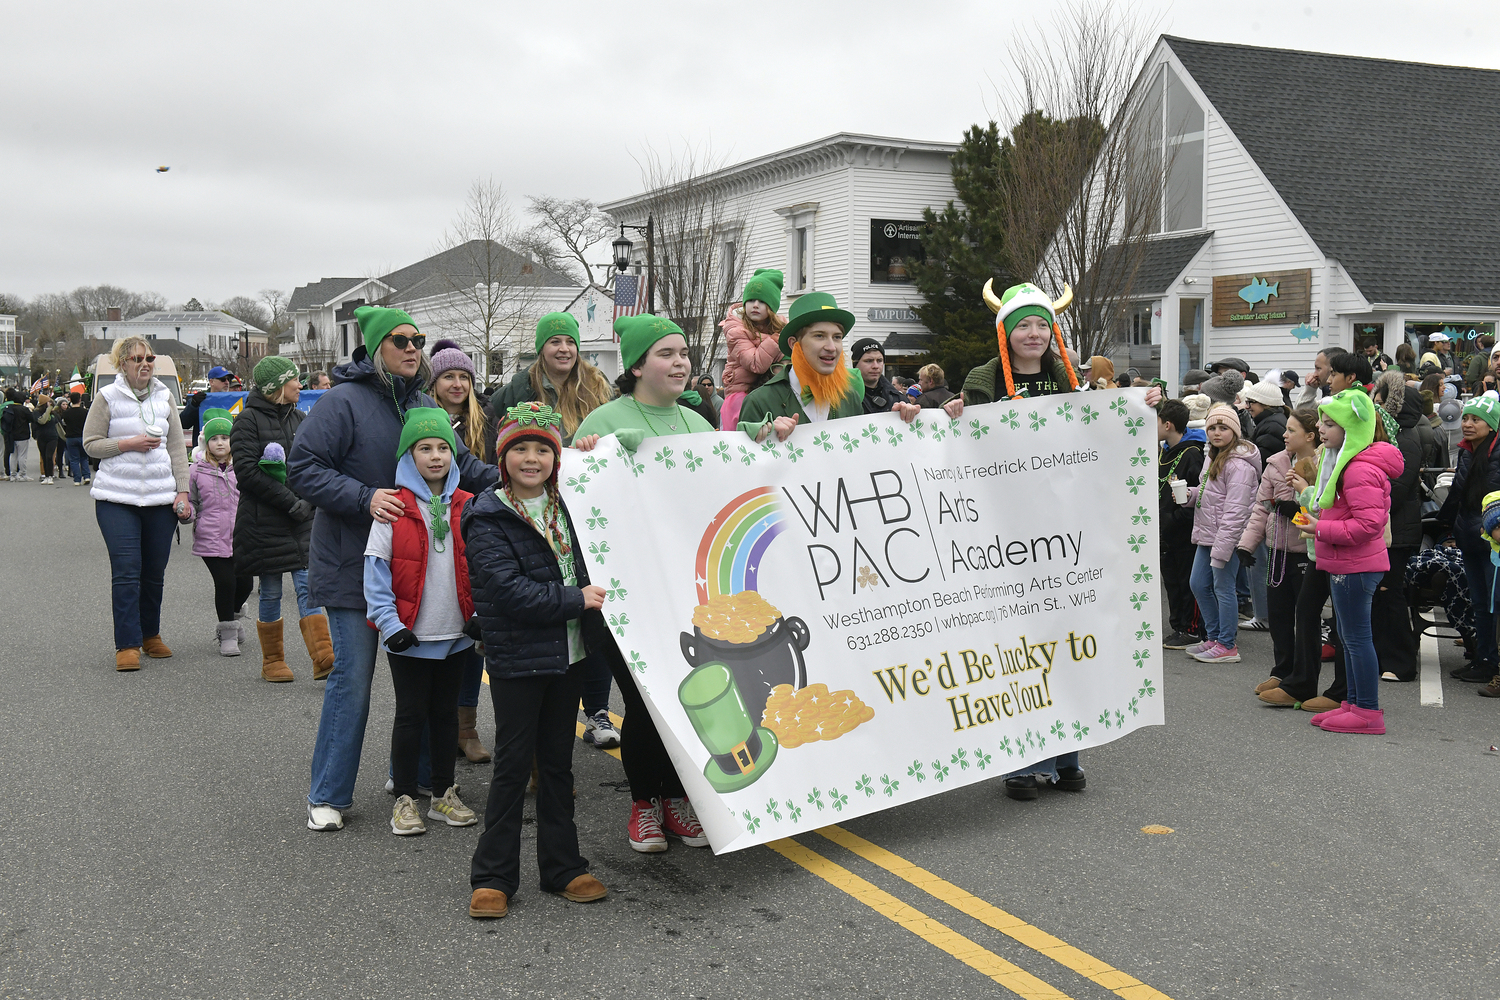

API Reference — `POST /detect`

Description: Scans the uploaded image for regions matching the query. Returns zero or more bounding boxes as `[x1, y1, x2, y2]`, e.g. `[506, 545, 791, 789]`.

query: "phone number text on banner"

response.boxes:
[561, 390, 1164, 852]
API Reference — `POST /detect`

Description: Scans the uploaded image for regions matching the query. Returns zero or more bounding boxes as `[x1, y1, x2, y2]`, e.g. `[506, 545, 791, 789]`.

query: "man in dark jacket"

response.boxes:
[850, 338, 900, 414]
[1, 390, 33, 481]
[1369, 374, 1424, 681]
[1157, 399, 1205, 647]
[288, 307, 498, 833]
[181, 366, 235, 447]
[914, 363, 955, 409]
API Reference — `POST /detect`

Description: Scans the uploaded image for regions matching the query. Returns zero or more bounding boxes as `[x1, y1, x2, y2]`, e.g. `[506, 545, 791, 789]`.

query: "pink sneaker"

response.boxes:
[1191, 642, 1241, 663]
[1184, 640, 1213, 656]
[1319, 704, 1385, 734]
[1309, 701, 1351, 726]
[660, 796, 709, 847]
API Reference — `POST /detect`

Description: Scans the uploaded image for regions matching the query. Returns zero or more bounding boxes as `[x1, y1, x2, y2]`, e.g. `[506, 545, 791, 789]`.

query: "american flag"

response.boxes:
[613, 273, 651, 331]
[33, 376, 49, 392]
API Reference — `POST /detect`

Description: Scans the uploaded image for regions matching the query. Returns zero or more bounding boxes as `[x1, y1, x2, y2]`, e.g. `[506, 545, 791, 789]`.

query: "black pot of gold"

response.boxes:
[680, 590, 809, 725]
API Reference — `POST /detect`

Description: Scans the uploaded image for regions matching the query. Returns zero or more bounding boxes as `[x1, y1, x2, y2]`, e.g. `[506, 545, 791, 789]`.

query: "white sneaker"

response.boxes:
[582, 710, 621, 749]
[307, 804, 344, 831]
[427, 786, 477, 827]
[391, 795, 426, 836]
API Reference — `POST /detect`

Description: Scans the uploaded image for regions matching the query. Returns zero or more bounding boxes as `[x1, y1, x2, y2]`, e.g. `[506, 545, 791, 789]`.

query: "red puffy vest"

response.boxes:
[389, 486, 475, 631]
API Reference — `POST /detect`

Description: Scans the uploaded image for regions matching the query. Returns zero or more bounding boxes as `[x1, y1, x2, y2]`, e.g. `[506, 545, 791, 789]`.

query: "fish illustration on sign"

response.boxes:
[1238, 278, 1281, 307]
[1290, 323, 1318, 342]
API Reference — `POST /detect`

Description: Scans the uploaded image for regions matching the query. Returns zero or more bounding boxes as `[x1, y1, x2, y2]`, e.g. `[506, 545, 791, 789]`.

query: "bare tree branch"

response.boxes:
[522, 196, 615, 286]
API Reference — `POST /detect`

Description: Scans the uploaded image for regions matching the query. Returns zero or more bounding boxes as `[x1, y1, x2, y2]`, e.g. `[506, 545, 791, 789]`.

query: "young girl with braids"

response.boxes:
[463, 401, 609, 918]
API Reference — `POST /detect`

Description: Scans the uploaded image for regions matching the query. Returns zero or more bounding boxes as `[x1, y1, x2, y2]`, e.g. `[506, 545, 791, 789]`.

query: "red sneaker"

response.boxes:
[660, 797, 709, 847]
[628, 799, 667, 853]
[1321, 644, 1336, 662]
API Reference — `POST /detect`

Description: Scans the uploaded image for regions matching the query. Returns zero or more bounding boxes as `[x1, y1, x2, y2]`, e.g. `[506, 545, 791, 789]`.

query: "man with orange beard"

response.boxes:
[735, 292, 929, 442]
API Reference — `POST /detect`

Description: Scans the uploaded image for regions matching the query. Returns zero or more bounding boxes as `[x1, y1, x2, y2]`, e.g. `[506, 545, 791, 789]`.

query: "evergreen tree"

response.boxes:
[910, 123, 1011, 388]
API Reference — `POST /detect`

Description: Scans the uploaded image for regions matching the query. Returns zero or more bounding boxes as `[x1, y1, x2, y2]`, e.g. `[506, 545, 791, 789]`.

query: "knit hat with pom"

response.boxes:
[1200, 370, 1245, 405]
[428, 339, 475, 383]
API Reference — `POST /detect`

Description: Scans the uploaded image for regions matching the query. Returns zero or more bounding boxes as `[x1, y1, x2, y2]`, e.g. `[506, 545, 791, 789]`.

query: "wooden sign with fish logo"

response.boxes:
[1212, 267, 1311, 327]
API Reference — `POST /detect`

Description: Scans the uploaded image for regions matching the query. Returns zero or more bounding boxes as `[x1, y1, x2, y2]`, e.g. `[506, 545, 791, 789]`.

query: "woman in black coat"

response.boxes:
[231, 357, 329, 682]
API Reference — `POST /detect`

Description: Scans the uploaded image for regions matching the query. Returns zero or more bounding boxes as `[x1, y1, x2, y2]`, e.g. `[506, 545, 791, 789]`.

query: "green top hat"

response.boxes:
[678, 662, 778, 793]
[778, 291, 855, 356]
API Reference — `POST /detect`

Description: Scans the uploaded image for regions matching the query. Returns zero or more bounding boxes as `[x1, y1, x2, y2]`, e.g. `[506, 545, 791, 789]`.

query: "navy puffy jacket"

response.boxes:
[461, 487, 602, 680]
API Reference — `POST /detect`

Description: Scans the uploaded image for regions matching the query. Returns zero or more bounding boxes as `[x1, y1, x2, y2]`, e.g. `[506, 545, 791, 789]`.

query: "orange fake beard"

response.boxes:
[790, 341, 854, 409]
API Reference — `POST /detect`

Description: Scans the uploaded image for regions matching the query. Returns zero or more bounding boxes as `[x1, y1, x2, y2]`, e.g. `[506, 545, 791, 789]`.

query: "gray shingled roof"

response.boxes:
[1166, 36, 1500, 308]
[1100, 232, 1213, 297]
[382, 241, 574, 304]
[288, 278, 365, 312]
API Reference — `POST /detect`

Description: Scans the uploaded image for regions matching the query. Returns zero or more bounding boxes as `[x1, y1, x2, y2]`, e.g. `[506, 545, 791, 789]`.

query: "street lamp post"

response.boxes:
[612, 215, 655, 314]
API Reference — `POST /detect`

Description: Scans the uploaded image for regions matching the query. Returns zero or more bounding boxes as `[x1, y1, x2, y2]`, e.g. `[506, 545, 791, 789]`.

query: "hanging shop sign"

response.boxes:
[562, 394, 1166, 852]
[870, 219, 929, 284]
[1211, 268, 1312, 327]
[868, 308, 920, 323]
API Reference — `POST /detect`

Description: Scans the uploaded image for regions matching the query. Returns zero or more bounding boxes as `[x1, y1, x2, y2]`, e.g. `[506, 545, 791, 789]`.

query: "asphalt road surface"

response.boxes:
[2, 480, 1498, 999]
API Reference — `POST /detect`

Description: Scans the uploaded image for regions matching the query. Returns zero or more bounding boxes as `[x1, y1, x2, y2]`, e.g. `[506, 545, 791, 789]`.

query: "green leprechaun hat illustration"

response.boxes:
[678, 661, 778, 792]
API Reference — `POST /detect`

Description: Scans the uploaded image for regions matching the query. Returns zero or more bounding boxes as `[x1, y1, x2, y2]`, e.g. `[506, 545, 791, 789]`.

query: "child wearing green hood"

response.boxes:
[1296, 389, 1404, 735]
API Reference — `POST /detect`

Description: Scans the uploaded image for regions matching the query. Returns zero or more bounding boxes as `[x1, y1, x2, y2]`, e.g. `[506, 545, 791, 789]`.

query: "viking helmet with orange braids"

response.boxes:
[982, 279, 1079, 399]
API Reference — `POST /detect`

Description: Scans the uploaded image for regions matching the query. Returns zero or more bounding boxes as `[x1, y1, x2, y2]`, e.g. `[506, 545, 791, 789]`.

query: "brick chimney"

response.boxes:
[106, 307, 122, 321]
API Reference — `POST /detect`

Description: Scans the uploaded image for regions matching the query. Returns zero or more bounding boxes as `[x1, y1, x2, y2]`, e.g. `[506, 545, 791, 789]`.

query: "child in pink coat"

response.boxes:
[1300, 389, 1403, 735]
[718, 269, 785, 430]
[188, 411, 253, 656]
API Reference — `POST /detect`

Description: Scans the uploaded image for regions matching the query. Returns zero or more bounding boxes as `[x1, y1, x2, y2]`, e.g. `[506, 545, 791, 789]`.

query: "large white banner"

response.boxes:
[561, 390, 1164, 852]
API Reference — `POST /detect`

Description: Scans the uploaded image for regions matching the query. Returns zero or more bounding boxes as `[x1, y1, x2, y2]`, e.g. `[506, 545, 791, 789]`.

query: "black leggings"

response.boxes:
[1286, 564, 1348, 703]
[388, 650, 463, 799]
[602, 636, 685, 802]
[1264, 549, 1308, 679]
[201, 556, 254, 622]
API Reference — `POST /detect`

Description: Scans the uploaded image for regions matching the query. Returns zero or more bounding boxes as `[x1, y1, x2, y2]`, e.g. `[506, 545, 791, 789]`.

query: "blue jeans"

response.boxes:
[65, 437, 86, 483]
[1006, 751, 1081, 782]
[580, 650, 613, 717]
[308, 606, 380, 810]
[458, 647, 484, 709]
[1459, 540, 1498, 670]
[1189, 545, 1242, 647]
[1329, 571, 1382, 710]
[259, 569, 316, 622]
[95, 501, 177, 650]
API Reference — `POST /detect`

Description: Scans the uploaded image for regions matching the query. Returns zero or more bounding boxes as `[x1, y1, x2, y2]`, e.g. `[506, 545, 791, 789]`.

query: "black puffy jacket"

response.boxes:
[231, 391, 311, 576]
[461, 488, 603, 680]
[1387, 390, 1425, 548]
[1249, 409, 1287, 469]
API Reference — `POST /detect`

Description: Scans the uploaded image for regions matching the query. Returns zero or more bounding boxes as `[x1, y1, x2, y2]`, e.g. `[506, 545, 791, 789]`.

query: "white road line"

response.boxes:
[1419, 613, 1445, 708]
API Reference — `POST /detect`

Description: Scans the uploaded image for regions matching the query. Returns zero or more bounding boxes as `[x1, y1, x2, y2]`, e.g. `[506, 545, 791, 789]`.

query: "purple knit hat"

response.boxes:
[429, 339, 475, 382]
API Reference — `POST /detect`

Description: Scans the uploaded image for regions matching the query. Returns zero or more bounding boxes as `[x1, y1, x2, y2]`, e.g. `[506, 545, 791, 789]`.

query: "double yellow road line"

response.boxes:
[567, 706, 1171, 999]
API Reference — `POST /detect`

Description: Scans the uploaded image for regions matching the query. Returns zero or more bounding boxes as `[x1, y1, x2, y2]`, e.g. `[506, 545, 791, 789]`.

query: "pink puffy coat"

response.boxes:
[1186, 442, 1262, 568]
[189, 458, 239, 559]
[1239, 450, 1303, 554]
[1313, 441, 1403, 574]
[719, 307, 784, 395]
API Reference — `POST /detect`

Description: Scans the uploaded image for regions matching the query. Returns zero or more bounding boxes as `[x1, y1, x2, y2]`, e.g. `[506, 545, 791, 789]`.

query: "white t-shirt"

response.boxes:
[365, 513, 466, 641]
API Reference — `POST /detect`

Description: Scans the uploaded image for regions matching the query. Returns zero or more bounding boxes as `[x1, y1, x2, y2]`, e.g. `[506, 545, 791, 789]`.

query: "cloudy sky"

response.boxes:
[2, 0, 1496, 306]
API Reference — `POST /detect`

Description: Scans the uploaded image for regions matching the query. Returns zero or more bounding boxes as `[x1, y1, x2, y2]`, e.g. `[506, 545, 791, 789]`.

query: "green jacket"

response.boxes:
[736, 368, 865, 439]
[961, 355, 1076, 405]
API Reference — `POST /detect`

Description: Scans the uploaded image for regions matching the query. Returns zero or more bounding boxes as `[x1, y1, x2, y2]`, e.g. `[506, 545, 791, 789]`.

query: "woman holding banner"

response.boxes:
[964, 280, 1162, 800]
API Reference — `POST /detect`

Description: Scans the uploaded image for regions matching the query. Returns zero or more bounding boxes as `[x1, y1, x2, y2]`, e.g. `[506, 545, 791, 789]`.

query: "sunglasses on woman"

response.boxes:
[388, 334, 426, 350]
[126, 355, 156, 364]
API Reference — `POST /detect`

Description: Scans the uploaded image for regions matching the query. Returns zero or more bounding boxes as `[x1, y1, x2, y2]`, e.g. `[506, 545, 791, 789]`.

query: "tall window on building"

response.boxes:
[1135, 65, 1206, 234]
[796, 228, 808, 289]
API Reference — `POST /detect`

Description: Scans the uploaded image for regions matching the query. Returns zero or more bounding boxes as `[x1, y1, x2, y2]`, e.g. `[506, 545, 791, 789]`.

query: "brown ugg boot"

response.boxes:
[116, 648, 141, 671]
[457, 706, 491, 763]
[141, 635, 173, 658]
[258, 619, 294, 683]
[299, 614, 335, 680]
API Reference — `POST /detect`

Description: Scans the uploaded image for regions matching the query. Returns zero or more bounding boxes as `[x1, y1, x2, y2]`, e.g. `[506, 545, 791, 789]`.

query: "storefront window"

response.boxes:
[869, 219, 929, 284]
[1179, 298, 1203, 382]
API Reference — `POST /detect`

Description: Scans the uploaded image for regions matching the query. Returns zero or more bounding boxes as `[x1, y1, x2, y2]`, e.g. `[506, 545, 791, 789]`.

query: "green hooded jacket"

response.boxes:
[736, 368, 866, 438]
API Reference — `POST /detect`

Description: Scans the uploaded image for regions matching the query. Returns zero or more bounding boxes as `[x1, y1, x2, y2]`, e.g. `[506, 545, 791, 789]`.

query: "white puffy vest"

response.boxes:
[90, 379, 178, 506]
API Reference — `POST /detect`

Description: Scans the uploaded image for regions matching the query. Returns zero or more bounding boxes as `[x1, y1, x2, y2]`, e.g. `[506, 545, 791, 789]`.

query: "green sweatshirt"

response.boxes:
[573, 394, 714, 453]
[735, 368, 865, 439]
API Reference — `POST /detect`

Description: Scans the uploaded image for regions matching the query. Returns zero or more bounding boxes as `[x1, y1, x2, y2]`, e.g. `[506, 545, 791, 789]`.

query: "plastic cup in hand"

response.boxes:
[1170, 479, 1188, 504]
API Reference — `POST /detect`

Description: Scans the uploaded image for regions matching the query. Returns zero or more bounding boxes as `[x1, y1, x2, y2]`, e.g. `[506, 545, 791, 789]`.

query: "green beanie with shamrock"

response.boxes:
[535, 311, 580, 354]
[615, 314, 685, 371]
[396, 406, 457, 458]
[201, 407, 233, 441]
[1315, 388, 1378, 508]
[354, 305, 419, 358]
[742, 268, 784, 315]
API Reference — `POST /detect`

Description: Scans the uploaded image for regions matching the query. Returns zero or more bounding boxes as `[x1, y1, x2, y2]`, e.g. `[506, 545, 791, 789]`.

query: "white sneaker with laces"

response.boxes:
[391, 795, 426, 836]
[582, 710, 621, 749]
[307, 804, 344, 831]
[428, 786, 477, 827]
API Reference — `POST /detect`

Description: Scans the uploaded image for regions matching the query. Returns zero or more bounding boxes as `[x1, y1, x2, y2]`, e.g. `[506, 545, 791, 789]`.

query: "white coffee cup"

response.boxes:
[144, 423, 163, 438]
[1170, 479, 1188, 504]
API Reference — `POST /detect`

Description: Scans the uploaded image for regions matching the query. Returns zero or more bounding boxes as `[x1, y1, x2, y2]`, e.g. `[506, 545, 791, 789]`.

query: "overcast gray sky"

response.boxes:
[3, 0, 1496, 305]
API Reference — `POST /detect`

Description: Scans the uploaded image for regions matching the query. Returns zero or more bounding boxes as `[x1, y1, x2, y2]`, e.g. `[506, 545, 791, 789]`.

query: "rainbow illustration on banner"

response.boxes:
[694, 487, 786, 606]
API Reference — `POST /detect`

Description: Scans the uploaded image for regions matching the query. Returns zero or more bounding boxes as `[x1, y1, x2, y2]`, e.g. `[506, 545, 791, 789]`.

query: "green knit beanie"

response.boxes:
[396, 406, 456, 458]
[742, 268, 784, 315]
[252, 355, 299, 395]
[201, 407, 233, 441]
[616, 314, 685, 372]
[1463, 391, 1500, 432]
[355, 305, 419, 358]
[535, 311, 581, 354]
[1315, 388, 1378, 508]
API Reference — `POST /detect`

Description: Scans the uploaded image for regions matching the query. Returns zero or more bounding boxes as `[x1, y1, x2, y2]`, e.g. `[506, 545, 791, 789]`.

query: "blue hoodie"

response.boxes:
[288, 350, 498, 610]
[362, 451, 474, 659]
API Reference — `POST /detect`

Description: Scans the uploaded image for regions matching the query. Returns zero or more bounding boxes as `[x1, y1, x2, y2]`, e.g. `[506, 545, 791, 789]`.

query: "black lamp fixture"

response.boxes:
[612, 216, 656, 314]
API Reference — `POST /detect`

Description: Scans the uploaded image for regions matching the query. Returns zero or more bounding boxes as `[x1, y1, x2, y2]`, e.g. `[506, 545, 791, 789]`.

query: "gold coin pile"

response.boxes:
[761, 683, 875, 749]
[692, 590, 782, 644]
